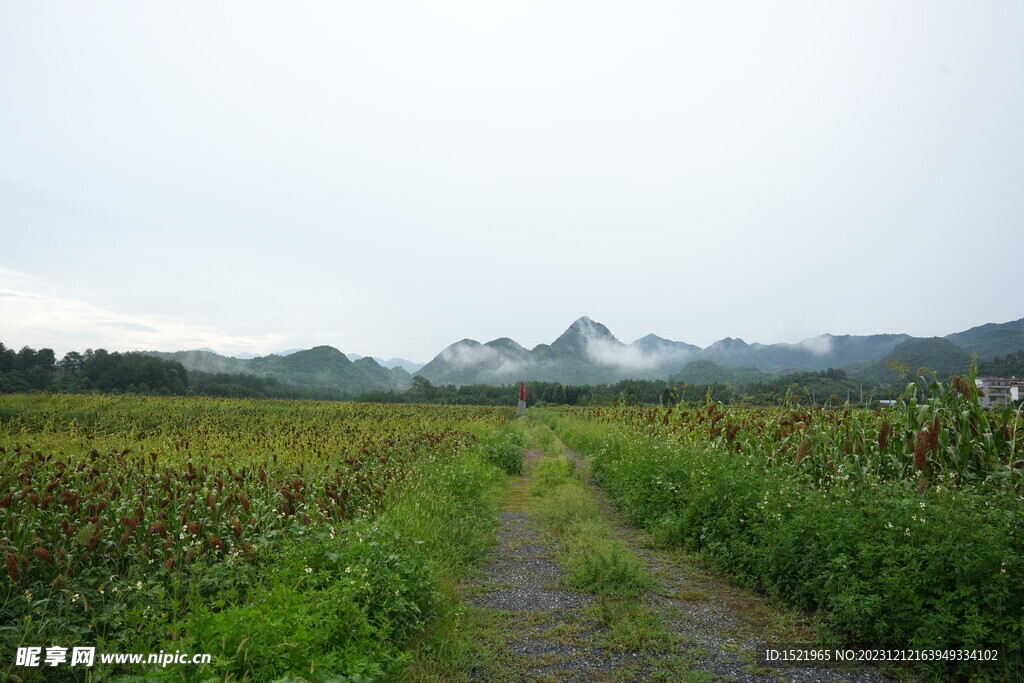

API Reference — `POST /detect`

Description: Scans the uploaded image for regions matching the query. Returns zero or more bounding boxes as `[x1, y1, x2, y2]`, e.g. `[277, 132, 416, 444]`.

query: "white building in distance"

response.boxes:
[975, 377, 1024, 408]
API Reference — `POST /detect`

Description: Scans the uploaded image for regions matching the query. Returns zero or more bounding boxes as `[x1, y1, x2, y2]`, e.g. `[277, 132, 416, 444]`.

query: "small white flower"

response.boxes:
[305, 567, 313, 574]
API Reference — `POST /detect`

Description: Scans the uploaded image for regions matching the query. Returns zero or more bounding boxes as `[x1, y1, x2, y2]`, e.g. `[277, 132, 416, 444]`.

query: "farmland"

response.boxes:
[546, 375, 1024, 679]
[0, 394, 518, 680]
[2, 375, 1022, 680]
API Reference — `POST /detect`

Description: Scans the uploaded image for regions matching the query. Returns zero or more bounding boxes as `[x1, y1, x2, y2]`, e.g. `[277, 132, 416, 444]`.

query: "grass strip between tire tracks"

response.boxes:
[523, 418, 682, 657]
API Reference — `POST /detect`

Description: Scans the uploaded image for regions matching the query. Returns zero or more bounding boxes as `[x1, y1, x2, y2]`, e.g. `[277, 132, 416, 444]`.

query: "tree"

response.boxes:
[885, 359, 910, 380]
[60, 351, 85, 374]
[0, 342, 15, 374]
[406, 376, 438, 403]
[547, 383, 566, 405]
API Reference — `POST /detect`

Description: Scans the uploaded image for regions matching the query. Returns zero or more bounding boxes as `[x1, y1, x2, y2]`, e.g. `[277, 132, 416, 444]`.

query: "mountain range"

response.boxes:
[145, 347, 414, 395]
[344, 354, 424, 374]
[145, 316, 1024, 395]
[224, 349, 423, 373]
[417, 316, 1024, 386]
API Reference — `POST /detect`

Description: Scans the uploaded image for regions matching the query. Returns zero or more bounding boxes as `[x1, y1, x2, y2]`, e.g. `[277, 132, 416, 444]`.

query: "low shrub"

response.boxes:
[479, 428, 526, 475]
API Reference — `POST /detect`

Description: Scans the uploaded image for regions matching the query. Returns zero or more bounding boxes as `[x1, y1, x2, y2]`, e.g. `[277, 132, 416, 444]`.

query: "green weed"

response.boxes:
[563, 537, 657, 598]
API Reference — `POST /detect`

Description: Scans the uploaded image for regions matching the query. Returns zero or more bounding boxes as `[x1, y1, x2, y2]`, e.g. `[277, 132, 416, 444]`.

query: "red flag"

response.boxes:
[519, 382, 527, 402]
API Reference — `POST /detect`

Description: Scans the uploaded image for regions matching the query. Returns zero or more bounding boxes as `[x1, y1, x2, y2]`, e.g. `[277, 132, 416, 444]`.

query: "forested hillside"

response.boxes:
[0, 343, 352, 399]
[145, 346, 412, 395]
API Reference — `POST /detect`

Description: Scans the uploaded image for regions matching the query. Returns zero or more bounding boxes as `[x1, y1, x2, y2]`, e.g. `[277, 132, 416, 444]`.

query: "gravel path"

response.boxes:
[465, 451, 620, 680]
[462, 447, 900, 682]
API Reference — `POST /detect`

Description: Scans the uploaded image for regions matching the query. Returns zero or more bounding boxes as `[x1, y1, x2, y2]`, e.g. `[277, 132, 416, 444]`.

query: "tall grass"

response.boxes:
[527, 441, 655, 600]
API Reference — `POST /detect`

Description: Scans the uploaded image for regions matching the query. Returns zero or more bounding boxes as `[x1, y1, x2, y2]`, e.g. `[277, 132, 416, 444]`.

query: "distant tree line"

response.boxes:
[5, 341, 1022, 406]
[354, 377, 681, 407]
[978, 350, 1024, 378]
[744, 368, 871, 406]
[358, 374, 798, 405]
[186, 371, 353, 401]
[0, 344, 189, 395]
[355, 368, 997, 408]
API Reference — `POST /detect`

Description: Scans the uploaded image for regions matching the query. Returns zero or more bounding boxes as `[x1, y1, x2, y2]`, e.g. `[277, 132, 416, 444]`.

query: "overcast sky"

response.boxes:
[2, 1, 1022, 362]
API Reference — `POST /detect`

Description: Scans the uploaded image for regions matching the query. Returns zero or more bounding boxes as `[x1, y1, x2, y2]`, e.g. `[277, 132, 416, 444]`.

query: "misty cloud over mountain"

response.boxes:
[416, 316, 1024, 387]
[417, 317, 861, 386]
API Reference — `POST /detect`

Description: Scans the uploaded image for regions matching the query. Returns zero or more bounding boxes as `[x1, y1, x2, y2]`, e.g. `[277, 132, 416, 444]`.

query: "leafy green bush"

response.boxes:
[170, 521, 437, 680]
[479, 428, 525, 475]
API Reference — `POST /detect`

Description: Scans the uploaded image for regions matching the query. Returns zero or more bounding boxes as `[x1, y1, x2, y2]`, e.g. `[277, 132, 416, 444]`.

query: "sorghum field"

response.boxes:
[0, 394, 521, 680]
[547, 375, 1024, 679]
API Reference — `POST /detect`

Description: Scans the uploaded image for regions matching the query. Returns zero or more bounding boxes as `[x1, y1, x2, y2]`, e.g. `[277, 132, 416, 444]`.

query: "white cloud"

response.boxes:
[440, 342, 497, 368]
[585, 337, 660, 371]
[0, 269, 286, 356]
[439, 340, 537, 379]
[580, 324, 695, 372]
[797, 335, 834, 356]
